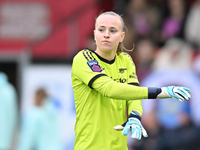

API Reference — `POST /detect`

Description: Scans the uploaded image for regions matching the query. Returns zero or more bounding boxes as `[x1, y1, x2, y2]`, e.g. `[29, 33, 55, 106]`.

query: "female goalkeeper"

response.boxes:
[71, 11, 191, 150]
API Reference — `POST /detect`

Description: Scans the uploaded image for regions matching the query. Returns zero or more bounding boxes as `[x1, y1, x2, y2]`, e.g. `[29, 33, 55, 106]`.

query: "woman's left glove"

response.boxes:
[157, 86, 191, 102]
[113, 111, 148, 140]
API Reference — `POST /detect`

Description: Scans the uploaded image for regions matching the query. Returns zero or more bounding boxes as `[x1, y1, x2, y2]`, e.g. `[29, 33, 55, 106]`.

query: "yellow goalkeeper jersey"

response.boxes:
[72, 49, 146, 150]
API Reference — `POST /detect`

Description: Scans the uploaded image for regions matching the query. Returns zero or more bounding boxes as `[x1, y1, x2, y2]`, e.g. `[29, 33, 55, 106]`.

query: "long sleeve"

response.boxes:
[92, 75, 148, 100]
[127, 99, 143, 116]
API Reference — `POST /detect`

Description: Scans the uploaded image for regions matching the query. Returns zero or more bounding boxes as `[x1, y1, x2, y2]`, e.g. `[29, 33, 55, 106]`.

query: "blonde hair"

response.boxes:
[95, 11, 134, 54]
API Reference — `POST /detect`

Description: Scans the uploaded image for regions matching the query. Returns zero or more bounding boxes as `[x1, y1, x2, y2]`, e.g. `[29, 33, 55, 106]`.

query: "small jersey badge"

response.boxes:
[87, 60, 102, 72]
[119, 68, 127, 74]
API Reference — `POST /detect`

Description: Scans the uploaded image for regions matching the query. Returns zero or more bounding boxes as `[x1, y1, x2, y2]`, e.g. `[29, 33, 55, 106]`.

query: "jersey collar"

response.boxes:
[86, 48, 116, 64]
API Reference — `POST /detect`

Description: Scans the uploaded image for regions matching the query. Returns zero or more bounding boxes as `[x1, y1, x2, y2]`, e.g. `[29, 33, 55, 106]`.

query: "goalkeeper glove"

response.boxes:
[113, 111, 148, 140]
[157, 86, 191, 102]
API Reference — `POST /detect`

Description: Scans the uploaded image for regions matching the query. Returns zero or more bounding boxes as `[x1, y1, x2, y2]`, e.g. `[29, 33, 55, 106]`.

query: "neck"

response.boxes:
[95, 48, 116, 61]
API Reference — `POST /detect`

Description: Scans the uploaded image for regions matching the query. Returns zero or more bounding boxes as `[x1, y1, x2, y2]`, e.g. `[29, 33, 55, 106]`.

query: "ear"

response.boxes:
[94, 30, 96, 41]
[120, 32, 125, 42]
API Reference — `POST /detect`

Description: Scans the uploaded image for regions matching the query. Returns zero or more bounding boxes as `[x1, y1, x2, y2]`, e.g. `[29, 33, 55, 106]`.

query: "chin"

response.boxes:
[100, 46, 115, 52]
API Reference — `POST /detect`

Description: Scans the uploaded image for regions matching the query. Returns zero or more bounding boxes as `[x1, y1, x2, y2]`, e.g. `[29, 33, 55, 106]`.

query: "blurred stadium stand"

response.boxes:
[0, 0, 100, 59]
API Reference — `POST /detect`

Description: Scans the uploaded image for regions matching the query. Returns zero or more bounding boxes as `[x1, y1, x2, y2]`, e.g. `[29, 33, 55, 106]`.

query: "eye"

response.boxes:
[99, 28, 104, 32]
[110, 29, 116, 33]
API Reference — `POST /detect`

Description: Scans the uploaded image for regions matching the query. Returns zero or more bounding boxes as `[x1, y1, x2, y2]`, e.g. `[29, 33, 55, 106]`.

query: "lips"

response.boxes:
[102, 40, 110, 43]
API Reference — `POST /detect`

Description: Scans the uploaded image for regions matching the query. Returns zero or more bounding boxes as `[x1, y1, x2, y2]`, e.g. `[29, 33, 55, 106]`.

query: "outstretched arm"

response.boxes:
[92, 75, 191, 101]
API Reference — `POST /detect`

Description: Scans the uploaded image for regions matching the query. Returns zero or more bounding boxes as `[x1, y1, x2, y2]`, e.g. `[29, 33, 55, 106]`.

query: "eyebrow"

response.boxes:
[98, 26, 118, 29]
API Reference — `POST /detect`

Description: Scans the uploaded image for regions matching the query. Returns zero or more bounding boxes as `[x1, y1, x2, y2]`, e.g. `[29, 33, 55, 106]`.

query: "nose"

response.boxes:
[104, 30, 110, 39]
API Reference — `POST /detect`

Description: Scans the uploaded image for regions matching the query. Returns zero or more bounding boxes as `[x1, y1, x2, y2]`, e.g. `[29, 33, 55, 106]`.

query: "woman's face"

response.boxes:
[94, 14, 125, 53]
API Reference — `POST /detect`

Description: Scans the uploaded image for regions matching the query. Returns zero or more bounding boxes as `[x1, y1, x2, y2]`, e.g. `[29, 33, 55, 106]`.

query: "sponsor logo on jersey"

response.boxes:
[129, 72, 137, 78]
[111, 77, 127, 83]
[119, 68, 127, 74]
[87, 60, 102, 72]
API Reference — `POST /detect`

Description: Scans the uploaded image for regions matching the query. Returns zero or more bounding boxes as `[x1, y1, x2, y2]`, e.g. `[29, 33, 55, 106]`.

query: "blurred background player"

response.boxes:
[17, 88, 63, 150]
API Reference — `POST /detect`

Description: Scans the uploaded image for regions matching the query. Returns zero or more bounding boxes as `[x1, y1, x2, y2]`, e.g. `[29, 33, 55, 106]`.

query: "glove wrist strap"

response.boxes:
[157, 87, 171, 99]
[129, 111, 141, 121]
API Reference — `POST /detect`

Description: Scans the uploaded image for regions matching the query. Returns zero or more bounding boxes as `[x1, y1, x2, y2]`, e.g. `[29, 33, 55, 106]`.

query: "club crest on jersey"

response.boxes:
[119, 68, 127, 74]
[87, 60, 102, 72]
